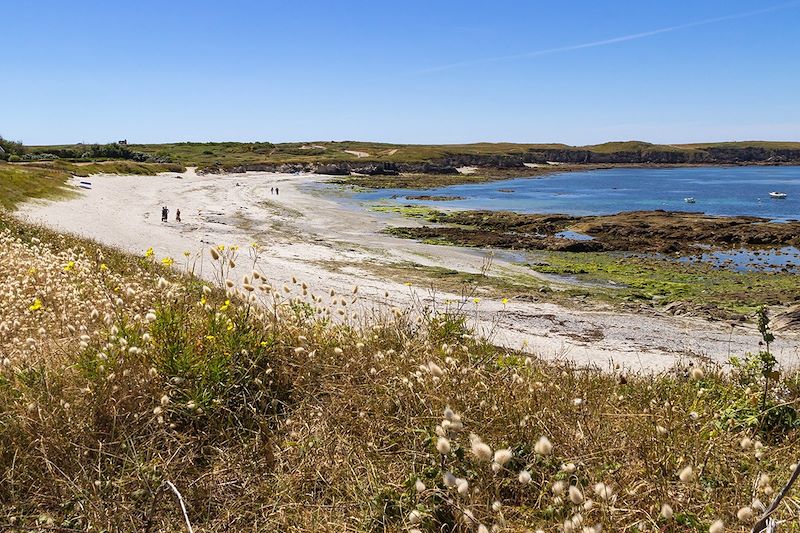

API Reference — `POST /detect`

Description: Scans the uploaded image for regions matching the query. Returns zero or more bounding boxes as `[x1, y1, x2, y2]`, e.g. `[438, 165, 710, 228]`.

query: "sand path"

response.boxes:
[16, 169, 800, 372]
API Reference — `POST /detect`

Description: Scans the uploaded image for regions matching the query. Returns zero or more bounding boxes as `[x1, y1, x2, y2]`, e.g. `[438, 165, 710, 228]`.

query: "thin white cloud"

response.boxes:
[417, 1, 800, 74]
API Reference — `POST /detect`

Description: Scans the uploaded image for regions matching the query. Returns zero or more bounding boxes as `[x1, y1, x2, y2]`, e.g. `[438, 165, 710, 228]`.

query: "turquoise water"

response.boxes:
[356, 166, 800, 221]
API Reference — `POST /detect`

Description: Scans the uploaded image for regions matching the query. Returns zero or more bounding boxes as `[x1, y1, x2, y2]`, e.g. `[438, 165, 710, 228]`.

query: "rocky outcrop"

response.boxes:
[772, 305, 800, 331]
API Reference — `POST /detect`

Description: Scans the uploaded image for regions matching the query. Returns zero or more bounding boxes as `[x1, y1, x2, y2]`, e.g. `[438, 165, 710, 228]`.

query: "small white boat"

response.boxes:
[78, 180, 92, 190]
[684, 197, 696, 203]
[769, 192, 788, 199]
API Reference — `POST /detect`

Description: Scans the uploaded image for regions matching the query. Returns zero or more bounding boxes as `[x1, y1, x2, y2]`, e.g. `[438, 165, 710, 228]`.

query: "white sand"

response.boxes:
[16, 169, 800, 372]
[456, 166, 478, 174]
[344, 150, 370, 158]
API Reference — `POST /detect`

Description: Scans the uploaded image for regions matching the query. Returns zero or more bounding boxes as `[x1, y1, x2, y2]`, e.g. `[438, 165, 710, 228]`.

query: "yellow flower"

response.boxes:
[501, 297, 509, 305]
[144, 247, 155, 258]
[259, 341, 268, 347]
[226, 321, 234, 331]
[200, 295, 207, 306]
[230, 245, 239, 251]
[217, 245, 225, 251]
[99, 263, 108, 271]
[473, 298, 481, 304]
[29, 298, 43, 311]
[205, 335, 215, 341]
[183, 250, 190, 257]
[63, 260, 75, 272]
[251, 242, 260, 249]
[27, 267, 37, 275]
[404, 282, 412, 287]
[219, 299, 230, 312]
[161, 257, 174, 267]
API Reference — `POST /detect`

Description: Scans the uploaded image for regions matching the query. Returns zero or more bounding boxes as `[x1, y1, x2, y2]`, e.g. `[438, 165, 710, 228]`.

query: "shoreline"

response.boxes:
[13, 169, 800, 372]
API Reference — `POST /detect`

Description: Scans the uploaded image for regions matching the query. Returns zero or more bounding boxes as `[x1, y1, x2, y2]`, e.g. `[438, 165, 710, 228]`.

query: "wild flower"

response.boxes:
[709, 519, 724, 533]
[407, 510, 422, 524]
[678, 465, 694, 483]
[552, 480, 566, 496]
[518, 470, 531, 484]
[209, 247, 220, 260]
[690, 367, 704, 380]
[415, 479, 425, 493]
[561, 463, 577, 474]
[569, 485, 584, 505]
[443, 471, 457, 487]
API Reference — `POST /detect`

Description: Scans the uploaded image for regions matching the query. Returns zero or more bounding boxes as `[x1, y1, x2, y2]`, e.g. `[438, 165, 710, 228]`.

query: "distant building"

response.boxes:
[118, 139, 128, 145]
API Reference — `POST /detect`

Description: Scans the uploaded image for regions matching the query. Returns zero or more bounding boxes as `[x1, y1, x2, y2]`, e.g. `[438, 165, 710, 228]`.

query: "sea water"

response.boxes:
[355, 166, 800, 221]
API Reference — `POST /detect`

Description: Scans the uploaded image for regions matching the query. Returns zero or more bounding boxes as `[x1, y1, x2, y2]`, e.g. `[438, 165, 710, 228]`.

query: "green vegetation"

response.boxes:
[530, 252, 800, 318]
[0, 135, 25, 160]
[21, 139, 800, 177]
[1, 214, 799, 531]
[370, 203, 441, 219]
[0, 162, 74, 210]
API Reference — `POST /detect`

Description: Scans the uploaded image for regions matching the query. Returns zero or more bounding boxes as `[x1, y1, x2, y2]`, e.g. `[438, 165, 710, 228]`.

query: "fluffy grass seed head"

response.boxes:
[661, 503, 673, 520]
[493, 448, 512, 466]
[678, 465, 694, 483]
[568, 485, 584, 505]
[534, 435, 553, 455]
[470, 434, 493, 462]
[436, 437, 451, 454]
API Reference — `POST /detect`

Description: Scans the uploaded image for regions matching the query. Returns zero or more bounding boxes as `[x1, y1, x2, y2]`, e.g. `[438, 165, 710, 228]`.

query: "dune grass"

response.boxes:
[0, 162, 74, 210]
[0, 213, 798, 531]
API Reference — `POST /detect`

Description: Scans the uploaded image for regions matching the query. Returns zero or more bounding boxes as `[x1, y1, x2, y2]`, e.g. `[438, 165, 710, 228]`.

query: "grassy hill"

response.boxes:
[0, 212, 798, 531]
[24, 140, 800, 173]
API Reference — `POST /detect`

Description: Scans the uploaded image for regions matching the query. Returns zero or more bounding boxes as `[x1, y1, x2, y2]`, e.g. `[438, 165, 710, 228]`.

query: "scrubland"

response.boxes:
[0, 214, 798, 532]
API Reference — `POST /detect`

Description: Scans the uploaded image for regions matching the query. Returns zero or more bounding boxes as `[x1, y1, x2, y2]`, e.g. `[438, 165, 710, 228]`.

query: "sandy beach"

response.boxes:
[16, 169, 800, 371]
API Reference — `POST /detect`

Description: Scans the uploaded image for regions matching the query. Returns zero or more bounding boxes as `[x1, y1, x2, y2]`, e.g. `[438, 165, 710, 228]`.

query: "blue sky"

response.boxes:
[2, 0, 799, 145]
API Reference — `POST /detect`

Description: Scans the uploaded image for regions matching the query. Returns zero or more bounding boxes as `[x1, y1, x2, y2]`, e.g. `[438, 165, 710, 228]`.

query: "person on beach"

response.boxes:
[176, 209, 181, 222]
[275, 187, 279, 195]
[270, 187, 274, 194]
[161, 206, 167, 222]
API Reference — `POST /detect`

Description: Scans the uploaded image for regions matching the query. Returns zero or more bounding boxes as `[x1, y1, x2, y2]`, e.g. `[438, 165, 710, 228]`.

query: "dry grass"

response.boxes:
[0, 214, 798, 532]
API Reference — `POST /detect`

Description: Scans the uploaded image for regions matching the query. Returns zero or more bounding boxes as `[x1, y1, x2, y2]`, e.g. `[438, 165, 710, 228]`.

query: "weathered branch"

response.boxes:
[752, 462, 800, 533]
[144, 480, 195, 533]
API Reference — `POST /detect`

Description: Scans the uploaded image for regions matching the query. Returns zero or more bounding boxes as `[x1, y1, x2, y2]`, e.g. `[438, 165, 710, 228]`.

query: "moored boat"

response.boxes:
[770, 191, 788, 199]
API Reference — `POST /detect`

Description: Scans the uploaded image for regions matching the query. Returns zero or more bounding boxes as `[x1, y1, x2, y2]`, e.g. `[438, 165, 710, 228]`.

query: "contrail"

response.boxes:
[416, 1, 800, 74]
